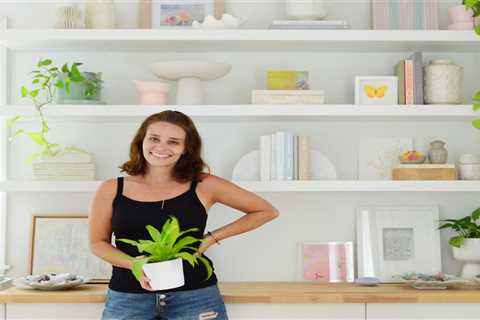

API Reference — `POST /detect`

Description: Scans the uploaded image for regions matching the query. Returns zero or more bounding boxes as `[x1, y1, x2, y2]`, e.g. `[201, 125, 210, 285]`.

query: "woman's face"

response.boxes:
[142, 121, 186, 169]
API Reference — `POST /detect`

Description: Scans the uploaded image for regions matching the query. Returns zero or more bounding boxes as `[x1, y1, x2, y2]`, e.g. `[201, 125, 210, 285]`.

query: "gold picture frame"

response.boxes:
[29, 214, 111, 283]
[139, 0, 224, 29]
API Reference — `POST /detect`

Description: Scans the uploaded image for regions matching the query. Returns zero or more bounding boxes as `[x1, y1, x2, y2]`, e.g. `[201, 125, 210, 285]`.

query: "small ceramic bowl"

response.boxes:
[355, 277, 380, 286]
[399, 155, 426, 164]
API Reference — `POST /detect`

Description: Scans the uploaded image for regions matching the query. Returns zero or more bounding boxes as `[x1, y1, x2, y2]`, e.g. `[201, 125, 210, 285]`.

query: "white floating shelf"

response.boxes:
[1, 180, 480, 192]
[0, 29, 478, 52]
[0, 105, 476, 121]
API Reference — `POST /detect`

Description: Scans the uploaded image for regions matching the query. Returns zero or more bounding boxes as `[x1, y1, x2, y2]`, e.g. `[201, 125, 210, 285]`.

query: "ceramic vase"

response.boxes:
[448, 5, 474, 30]
[54, 5, 84, 29]
[142, 258, 184, 290]
[285, 0, 326, 20]
[424, 59, 463, 104]
[133, 80, 170, 105]
[459, 154, 480, 180]
[452, 239, 480, 280]
[428, 140, 448, 164]
[85, 0, 116, 29]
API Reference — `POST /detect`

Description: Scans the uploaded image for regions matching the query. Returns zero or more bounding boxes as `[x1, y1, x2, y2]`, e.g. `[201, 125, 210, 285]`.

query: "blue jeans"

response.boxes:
[102, 284, 228, 320]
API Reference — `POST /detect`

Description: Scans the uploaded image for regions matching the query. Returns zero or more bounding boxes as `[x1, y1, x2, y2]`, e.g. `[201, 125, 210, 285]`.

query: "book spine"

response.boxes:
[404, 59, 414, 105]
[276, 132, 286, 181]
[395, 60, 405, 105]
[260, 135, 271, 182]
[413, 52, 424, 104]
[285, 133, 294, 181]
[270, 133, 276, 181]
[293, 135, 299, 180]
[298, 136, 310, 180]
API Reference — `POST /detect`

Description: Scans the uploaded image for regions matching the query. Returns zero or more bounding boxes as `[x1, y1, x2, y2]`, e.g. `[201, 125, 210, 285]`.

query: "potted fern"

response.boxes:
[438, 208, 480, 279]
[118, 216, 212, 290]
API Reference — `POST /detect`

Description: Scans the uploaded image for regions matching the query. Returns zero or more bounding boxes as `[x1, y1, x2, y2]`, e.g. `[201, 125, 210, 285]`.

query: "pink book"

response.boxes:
[404, 59, 414, 105]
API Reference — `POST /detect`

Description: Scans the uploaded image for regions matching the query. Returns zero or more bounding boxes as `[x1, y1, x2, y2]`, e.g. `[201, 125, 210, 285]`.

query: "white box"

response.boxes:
[252, 90, 325, 104]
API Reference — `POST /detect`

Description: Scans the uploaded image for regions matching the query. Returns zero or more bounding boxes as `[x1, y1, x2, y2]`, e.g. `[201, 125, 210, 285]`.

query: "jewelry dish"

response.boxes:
[17, 273, 90, 291]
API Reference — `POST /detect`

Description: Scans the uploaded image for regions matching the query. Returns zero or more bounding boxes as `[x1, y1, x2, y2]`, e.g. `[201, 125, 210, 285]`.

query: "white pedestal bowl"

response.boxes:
[151, 61, 231, 105]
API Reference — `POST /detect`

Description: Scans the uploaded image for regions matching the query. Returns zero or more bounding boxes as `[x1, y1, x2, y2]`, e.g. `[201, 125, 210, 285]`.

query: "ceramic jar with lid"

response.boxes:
[424, 59, 463, 104]
[85, 0, 116, 29]
[428, 140, 448, 164]
[459, 154, 480, 180]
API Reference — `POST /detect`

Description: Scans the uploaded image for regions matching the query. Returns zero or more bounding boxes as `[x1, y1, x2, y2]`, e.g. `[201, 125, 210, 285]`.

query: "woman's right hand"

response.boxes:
[139, 272, 154, 291]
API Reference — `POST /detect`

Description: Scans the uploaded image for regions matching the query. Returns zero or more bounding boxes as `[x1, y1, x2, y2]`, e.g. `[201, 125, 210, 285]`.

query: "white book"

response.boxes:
[285, 132, 294, 181]
[298, 135, 310, 180]
[396, 164, 456, 169]
[260, 135, 271, 182]
[270, 133, 277, 181]
[269, 24, 350, 30]
[271, 20, 349, 25]
[275, 132, 286, 181]
[37, 152, 94, 163]
[293, 135, 299, 180]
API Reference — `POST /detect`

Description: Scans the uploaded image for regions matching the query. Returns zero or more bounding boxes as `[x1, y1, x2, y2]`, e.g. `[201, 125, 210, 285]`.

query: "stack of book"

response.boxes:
[372, 0, 439, 30]
[395, 52, 423, 105]
[269, 20, 351, 30]
[259, 131, 310, 181]
[33, 152, 95, 181]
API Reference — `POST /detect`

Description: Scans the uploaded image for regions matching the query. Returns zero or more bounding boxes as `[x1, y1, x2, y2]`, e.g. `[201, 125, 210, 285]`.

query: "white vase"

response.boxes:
[142, 258, 184, 290]
[424, 59, 463, 104]
[54, 5, 84, 29]
[285, 0, 326, 20]
[452, 239, 480, 280]
[85, 0, 116, 29]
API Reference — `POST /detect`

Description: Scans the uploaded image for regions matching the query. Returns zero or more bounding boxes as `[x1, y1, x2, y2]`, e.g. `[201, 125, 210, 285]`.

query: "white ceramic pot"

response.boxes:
[142, 258, 184, 290]
[285, 0, 326, 20]
[424, 59, 463, 104]
[85, 0, 116, 29]
[452, 238, 480, 280]
[133, 80, 170, 105]
[459, 154, 480, 180]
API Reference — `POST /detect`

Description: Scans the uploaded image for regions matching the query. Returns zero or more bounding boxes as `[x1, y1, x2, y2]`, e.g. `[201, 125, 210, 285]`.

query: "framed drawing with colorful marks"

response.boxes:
[29, 214, 111, 283]
[355, 76, 398, 105]
[298, 241, 355, 282]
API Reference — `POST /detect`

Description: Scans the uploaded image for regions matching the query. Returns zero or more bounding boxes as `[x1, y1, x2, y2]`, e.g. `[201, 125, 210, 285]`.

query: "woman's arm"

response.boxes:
[197, 174, 279, 253]
[89, 179, 132, 270]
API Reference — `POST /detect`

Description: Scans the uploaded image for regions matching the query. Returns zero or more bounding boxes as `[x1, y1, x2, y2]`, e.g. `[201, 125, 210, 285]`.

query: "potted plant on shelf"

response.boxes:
[438, 208, 480, 279]
[464, 1, 480, 128]
[55, 63, 103, 104]
[6, 58, 95, 180]
[118, 216, 212, 291]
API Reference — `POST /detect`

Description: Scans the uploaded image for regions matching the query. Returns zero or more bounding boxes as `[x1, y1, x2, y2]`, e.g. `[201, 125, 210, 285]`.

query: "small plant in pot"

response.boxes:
[55, 63, 103, 104]
[7, 58, 92, 163]
[439, 208, 480, 279]
[118, 216, 212, 291]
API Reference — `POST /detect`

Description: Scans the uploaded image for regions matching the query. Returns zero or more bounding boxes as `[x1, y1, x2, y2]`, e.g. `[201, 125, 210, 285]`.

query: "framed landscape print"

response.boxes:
[29, 214, 111, 283]
[139, 0, 224, 28]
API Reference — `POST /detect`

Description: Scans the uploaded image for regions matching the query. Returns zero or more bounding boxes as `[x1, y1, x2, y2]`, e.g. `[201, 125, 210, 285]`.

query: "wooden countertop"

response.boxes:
[0, 282, 479, 304]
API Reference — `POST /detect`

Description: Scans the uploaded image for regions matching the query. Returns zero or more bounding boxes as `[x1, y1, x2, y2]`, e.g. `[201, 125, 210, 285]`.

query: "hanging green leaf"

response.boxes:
[6, 115, 20, 129]
[473, 118, 480, 128]
[41, 59, 52, 66]
[26, 152, 42, 163]
[27, 132, 48, 146]
[29, 89, 39, 98]
[21, 86, 28, 97]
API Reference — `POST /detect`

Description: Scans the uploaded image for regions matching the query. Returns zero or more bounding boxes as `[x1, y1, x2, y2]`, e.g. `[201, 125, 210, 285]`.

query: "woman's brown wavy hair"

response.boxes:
[119, 110, 209, 182]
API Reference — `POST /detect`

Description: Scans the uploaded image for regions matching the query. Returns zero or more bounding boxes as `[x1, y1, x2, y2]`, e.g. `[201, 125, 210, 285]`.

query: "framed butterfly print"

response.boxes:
[355, 76, 398, 105]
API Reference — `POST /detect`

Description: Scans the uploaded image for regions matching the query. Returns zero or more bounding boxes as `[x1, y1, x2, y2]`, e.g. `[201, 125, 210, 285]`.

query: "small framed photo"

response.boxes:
[355, 76, 398, 105]
[298, 241, 355, 282]
[139, 0, 224, 28]
[29, 214, 111, 283]
[356, 206, 441, 282]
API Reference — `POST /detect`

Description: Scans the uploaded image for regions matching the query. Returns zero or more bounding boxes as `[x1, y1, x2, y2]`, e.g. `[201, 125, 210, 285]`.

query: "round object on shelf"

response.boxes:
[133, 80, 170, 105]
[424, 59, 463, 105]
[448, 5, 474, 24]
[151, 61, 231, 105]
[285, 0, 326, 20]
[355, 277, 380, 286]
[459, 154, 480, 180]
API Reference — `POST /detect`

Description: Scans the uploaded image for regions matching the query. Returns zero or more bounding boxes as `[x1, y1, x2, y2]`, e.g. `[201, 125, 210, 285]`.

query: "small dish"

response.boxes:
[18, 273, 90, 291]
[355, 277, 380, 286]
[399, 272, 471, 290]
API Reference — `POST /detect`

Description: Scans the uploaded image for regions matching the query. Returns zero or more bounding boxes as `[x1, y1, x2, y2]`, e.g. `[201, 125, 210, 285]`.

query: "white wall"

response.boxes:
[2, 0, 480, 285]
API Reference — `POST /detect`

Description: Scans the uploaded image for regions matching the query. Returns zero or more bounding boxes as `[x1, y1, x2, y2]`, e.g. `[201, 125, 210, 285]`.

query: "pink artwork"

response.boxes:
[300, 242, 354, 282]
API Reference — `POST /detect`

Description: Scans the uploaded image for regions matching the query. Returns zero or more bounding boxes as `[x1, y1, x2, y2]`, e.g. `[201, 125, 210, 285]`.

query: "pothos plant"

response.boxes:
[464, 1, 480, 128]
[438, 208, 480, 248]
[6, 58, 99, 162]
[118, 216, 213, 282]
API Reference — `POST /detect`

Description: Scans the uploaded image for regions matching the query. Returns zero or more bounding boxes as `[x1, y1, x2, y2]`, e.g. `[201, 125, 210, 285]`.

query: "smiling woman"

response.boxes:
[88, 110, 279, 320]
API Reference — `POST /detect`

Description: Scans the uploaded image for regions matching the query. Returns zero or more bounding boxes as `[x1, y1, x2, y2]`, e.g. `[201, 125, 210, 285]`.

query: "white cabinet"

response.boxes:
[5, 303, 103, 320]
[366, 304, 480, 320]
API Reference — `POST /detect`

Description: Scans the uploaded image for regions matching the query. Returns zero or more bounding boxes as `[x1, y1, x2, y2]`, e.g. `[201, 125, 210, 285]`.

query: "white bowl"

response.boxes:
[151, 61, 231, 81]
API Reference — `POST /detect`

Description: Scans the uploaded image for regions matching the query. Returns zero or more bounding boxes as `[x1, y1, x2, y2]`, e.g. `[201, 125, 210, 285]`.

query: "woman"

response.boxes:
[89, 110, 279, 320]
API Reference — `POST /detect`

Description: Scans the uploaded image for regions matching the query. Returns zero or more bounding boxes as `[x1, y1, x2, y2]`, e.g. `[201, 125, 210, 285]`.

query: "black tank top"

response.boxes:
[108, 177, 217, 293]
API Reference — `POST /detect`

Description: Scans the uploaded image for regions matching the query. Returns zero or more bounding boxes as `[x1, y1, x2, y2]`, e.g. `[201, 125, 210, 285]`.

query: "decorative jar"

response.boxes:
[85, 0, 116, 29]
[285, 0, 326, 20]
[459, 154, 480, 180]
[424, 59, 463, 104]
[428, 140, 448, 164]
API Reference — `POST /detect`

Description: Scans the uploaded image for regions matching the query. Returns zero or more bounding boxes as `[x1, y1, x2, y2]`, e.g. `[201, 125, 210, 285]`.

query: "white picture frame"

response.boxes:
[29, 214, 111, 283]
[151, 0, 215, 28]
[356, 206, 441, 282]
[355, 76, 398, 105]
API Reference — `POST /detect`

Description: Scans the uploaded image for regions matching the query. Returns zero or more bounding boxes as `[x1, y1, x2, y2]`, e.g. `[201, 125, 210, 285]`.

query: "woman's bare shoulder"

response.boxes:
[95, 178, 118, 198]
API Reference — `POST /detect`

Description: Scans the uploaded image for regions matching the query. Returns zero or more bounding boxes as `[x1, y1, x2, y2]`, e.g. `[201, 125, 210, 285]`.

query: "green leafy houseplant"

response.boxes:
[438, 208, 480, 248]
[6, 58, 98, 162]
[118, 216, 213, 282]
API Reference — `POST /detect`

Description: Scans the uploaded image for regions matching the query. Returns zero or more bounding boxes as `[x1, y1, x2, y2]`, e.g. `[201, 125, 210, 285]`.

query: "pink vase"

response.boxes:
[134, 80, 170, 105]
[448, 5, 474, 24]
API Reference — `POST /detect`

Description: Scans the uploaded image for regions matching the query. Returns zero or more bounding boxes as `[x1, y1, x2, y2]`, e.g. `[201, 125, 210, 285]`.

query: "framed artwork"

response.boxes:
[29, 214, 111, 283]
[355, 76, 398, 105]
[358, 138, 413, 180]
[139, 0, 224, 28]
[298, 242, 355, 282]
[372, 0, 439, 30]
[356, 206, 441, 282]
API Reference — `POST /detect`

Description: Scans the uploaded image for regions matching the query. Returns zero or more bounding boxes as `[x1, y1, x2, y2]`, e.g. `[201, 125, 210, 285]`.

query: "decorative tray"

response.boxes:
[399, 272, 472, 290]
[17, 273, 91, 291]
